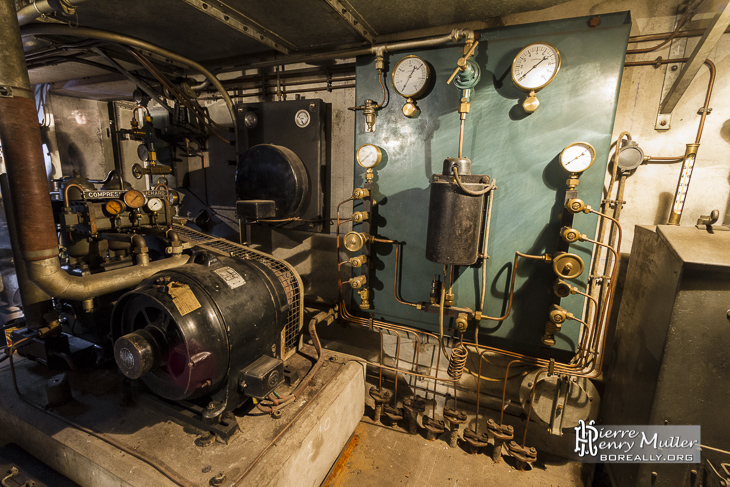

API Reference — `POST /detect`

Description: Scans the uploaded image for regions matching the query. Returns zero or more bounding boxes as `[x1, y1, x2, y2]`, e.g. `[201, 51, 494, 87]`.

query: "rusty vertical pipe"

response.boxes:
[0, 0, 59, 262]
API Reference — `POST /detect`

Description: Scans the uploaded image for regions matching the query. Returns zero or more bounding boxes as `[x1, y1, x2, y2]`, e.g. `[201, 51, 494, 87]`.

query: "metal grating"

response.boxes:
[173, 224, 304, 360]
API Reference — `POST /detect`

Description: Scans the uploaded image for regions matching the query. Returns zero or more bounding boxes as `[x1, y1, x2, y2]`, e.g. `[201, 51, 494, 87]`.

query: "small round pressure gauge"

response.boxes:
[147, 197, 163, 212]
[560, 142, 596, 173]
[105, 199, 126, 216]
[123, 189, 146, 209]
[392, 55, 431, 99]
[511, 42, 561, 92]
[356, 144, 382, 169]
[294, 109, 310, 128]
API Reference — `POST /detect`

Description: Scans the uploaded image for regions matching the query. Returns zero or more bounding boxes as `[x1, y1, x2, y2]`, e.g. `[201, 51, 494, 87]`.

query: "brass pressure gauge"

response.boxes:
[560, 142, 596, 174]
[356, 144, 382, 169]
[511, 42, 561, 113]
[147, 197, 163, 212]
[105, 199, 126, 216]
[392, 55, 431, 117]
[123, 189, 146, 209]
[343, 231, 370, 252]
[552, 252, 584, 279]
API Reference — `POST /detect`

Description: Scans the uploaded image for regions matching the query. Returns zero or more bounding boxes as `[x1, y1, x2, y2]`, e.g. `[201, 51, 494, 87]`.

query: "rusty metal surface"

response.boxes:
[0, 97, 59, 258]
[322, 420, 586, 486]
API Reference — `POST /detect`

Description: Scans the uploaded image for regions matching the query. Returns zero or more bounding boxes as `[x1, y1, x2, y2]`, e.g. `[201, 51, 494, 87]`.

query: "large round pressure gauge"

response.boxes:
[560, 142, 596, 173]
[356, 144, 382, 169]
[511, 42, 561, 92]
[392, 55, 430, 99]
[123, 189, 146, 209]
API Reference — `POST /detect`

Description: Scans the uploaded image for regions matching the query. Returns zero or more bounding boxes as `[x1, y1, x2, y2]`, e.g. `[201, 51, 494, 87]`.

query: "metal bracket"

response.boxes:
[322, 0, 376, 44]
[180, 0, 292, 54]
[698, 107, 713, 114]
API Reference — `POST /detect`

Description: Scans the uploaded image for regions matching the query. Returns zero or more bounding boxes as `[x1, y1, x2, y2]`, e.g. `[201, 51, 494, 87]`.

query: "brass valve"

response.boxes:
[458, 97, 471, 120]
[560, 226, 586, 244]
[349, 99, 379, 132]
[552, 252, 585, 279]
[549, 304, 573, 325]
[565, 198, 591, 214]
[552, 279, 573, 298]
[352, 187, 370, 200]
[343, 231, 371, 252]
[349, 255, 368, 268]
[447, 40, 480, 85]
[348, 275, 367, 289]
[351, 211, 369, 223]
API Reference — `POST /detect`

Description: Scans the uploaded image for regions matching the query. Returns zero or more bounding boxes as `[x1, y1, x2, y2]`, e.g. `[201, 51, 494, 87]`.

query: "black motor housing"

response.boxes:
[111, 252, 289, 422]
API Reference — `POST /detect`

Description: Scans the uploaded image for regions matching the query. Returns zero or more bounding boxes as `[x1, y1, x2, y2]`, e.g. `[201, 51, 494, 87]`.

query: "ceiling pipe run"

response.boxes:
[16, 0, 90, 26]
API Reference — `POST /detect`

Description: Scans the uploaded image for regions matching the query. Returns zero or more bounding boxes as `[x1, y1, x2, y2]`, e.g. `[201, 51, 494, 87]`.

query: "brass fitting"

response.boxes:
[455, 313, 469, 333]
[458, 97, 471, 119]
[560, 226, 585, 244]
[552, 252, 585, 279]
[348, 275, 367, 289]
[552, 279, 573, 298]
[566, 175, 580, 190]
[522, 91, 539, 114]
[349, 255, 368, 268]
[358, 288, 371, 309]
[343, 231, 371, 252]
[363, 99, 377, 132]
[364, 169, 375, 183]
[565, 198, 591, 214]
[351, 211, 369, 223]
[444, 292, 455, 307]
[352, 187, 370, 200]
[548, 304, 570, 325]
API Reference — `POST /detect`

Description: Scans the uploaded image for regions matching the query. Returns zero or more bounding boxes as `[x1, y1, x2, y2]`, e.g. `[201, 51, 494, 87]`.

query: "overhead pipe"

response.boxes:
[0, 0, 189, 309]
[16, 0, 90, 26]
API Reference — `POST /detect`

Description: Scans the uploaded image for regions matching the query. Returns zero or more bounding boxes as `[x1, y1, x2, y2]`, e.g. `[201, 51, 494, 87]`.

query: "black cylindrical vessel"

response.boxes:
[111, 252, 289, 413]
[425, 158, 489, 266]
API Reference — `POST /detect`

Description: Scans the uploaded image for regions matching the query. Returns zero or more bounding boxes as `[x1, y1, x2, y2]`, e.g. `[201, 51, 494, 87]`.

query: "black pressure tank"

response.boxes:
[425, 157, 490, 266]
[111, 251, 290, 422]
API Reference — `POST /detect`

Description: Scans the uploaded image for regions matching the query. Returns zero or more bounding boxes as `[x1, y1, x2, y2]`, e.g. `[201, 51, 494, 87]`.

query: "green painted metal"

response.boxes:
[352, 12, 631, 359]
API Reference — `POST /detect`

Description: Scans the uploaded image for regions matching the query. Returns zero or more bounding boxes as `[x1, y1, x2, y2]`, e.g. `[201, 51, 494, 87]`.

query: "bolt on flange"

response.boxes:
[507, 441, 537, 470]
[369, 387, 391, 423]
[402, 396, 426, 435]
[383, 404, 404, 427]
[463, 428, 490, 454]
[422, 416, 446, 441]
[443, 407, 467, 448]
[486, 419, 514, 463]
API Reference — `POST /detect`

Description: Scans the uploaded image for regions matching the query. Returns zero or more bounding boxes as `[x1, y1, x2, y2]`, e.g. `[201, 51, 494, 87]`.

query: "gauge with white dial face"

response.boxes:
[560, 142, 596, 173]
[356, 144, 382, 169]
[147, 197, 163, 212]
[511, 42, 561, 92]
[392, 55, 430, 99]
[294, 109, 310, 128]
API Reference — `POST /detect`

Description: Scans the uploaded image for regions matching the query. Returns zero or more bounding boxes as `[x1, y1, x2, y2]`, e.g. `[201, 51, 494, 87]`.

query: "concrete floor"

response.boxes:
[322, 417, 589, 487]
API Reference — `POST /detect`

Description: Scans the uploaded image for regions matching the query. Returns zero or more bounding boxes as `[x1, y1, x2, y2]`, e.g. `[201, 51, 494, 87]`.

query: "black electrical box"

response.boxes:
[236, 199, 276, 221]
[240, 355, 285, 400]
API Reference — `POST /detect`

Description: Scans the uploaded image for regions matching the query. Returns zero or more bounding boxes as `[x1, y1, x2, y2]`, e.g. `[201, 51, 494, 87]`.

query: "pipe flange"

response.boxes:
[423, 416, 446, 435]
[507, 441, 537, 468]
[443, 407, 467, 425]
[402, 396, 426, 414]
[369, 386, 391, 405]
[383, 405, 404, 422]
[463, 428, 490, 449]
[486, 419, 514, 441]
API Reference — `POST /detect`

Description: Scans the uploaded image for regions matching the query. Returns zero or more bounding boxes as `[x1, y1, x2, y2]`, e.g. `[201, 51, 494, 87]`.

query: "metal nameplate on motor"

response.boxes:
[83, 189, 168, 199]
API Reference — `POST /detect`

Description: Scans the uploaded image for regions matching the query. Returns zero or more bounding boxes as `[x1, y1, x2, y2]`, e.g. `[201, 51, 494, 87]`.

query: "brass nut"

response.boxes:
[444, 292, 455, 307]
[455, 313, 469, 333]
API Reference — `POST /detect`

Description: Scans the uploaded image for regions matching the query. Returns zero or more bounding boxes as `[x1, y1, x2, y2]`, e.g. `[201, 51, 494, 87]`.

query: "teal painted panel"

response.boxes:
[352, 13, 631, 359]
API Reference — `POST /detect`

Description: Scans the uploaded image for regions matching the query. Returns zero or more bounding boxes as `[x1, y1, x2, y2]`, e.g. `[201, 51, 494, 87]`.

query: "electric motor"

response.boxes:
[111, 251, 290, 421]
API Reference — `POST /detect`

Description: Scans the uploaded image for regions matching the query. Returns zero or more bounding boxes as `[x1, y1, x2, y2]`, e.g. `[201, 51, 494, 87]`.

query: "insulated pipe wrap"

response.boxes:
[0, 96, 59, 260]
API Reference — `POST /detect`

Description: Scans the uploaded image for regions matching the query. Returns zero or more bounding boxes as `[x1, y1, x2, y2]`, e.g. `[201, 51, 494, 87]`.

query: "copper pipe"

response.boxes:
[392, 330, 401, 402]
[499, 359, 523, 424]
[628, 27, 729, 43]
[695, 60, 715, 144]
[458, 118, 465, 158]
[625, 0, 699, 55]
[393, 242, 418, 307]
[62, 183, 85, 207]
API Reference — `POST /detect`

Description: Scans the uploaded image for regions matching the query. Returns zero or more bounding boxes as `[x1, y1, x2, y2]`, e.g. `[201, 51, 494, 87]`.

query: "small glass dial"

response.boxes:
[392, 55, 430, 99]
[356, 144, 382, 169]
[147, 197, 163, 212]
[511, 42, 561, 92]
[560, 142, 596, 173]
[123, 189, 146, 209]
[294, 109, 310, 128]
